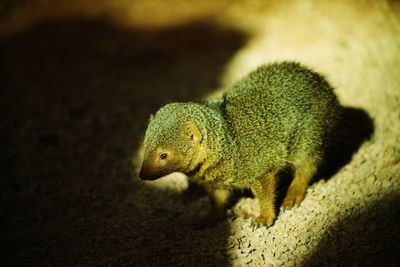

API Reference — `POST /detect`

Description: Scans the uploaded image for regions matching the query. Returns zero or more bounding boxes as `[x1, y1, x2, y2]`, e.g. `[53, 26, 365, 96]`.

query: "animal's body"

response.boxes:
[139, 62, 341, 226]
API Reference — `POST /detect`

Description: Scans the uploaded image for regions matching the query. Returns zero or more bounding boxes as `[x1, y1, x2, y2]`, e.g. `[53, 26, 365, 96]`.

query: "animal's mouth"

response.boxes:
[139, 163, 168, 181]
[139, 166, 159, 180]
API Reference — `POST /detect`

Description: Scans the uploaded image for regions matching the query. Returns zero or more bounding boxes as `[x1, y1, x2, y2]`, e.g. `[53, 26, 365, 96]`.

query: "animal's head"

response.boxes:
[139, 103, 206, 181]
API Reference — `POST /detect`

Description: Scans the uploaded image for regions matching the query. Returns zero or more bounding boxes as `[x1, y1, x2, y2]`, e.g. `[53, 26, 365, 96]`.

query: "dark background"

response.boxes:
[1, 13, 247, 266]
[1, 1, 400, 266]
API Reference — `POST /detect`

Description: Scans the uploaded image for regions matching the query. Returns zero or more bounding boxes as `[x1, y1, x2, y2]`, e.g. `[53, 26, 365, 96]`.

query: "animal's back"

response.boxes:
[139, 61, 342, 227]
[224, 62, 340, 178]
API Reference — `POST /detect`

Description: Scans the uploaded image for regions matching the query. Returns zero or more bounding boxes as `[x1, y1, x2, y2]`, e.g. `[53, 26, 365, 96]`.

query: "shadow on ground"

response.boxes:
[303, 108, 400, 265]
[0, 17, 247, 266]
[303, 192, 400, 265]
[323, 106, 374, 178]
[271, 107, 374, 210]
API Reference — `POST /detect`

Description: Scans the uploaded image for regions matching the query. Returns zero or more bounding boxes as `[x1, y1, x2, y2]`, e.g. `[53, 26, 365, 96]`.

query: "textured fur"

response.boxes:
[140, 62, 341, 226]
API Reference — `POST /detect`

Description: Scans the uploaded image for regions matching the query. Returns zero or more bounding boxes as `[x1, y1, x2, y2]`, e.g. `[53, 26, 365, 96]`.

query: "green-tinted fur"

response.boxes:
[141, 62, 341, 226]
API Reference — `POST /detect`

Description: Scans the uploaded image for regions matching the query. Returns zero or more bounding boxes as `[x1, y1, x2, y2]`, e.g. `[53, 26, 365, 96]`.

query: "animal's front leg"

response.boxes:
[282, 164, 317, 209]
[194, 188, 231, 229]
[209, 188, 231, 220]
[251, 172, 277, 227]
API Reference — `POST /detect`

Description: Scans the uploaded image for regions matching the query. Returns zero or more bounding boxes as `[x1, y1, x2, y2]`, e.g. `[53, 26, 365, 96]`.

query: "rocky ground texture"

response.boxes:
[1, 1, 400, 266]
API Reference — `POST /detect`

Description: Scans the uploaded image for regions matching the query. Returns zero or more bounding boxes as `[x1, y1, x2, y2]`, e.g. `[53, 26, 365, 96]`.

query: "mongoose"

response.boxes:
[139, 62, 341, 227]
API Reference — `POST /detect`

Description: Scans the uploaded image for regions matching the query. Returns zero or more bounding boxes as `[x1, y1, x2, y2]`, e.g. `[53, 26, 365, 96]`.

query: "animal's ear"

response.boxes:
[182, 122, 202, 144]
[149, 114, 154, 123]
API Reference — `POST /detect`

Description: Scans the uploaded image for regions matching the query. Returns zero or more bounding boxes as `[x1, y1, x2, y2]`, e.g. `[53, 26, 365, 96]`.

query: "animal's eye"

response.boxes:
[159, 152, 168, 160]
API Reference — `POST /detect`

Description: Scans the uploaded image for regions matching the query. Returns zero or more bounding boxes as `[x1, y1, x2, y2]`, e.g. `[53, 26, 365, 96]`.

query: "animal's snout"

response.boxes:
[138, 163, 159, 181]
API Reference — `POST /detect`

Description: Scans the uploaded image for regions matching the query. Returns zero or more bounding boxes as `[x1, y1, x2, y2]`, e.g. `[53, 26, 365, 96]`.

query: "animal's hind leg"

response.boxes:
[251, 171, 278, 226]
[282, 163, 317, 209]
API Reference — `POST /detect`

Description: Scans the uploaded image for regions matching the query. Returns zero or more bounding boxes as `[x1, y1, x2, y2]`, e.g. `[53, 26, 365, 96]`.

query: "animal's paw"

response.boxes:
[250, 215, 274, 229]
[280, 202, 300, 213]
[282, 192, 304, 210]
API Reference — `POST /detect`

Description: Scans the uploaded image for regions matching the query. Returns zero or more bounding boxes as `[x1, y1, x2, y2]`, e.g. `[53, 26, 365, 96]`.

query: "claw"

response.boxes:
[281, 202, 299, 212]
[250, 216, 274, 229]
[282, 192, 305, 209]
[251, 221, 272, 230]
[251, 222, 262, 230]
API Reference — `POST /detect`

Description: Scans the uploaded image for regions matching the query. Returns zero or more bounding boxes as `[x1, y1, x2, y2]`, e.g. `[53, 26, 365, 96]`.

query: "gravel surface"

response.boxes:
[1, 1, 400, 266]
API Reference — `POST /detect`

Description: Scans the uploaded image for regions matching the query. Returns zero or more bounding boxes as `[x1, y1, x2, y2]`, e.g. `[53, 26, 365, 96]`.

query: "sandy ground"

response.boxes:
[1, 0, 400, 266]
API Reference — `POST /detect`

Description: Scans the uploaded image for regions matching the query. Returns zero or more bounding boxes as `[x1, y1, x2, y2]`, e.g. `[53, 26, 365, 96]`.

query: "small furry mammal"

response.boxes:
[139, 62, 341, 227]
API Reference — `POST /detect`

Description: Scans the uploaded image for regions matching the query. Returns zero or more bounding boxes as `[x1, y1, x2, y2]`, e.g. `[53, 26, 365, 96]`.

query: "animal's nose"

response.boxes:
[138, 164, 149, 180]
[139, 166, 145, 179]
[138, 163, 158, 181]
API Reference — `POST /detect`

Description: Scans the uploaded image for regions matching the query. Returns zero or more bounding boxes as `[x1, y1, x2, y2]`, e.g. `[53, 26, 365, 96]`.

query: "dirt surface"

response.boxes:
[1, 1, 400, 266]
